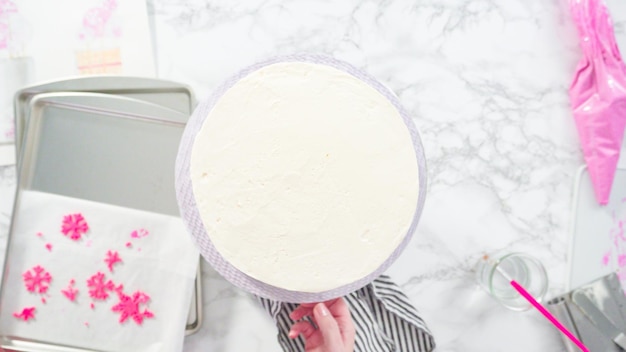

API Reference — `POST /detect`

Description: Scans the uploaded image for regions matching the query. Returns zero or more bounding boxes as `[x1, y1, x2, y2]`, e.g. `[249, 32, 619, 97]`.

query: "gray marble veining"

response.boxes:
[149, 0, 626, 350]
[1, 0, 626, 351]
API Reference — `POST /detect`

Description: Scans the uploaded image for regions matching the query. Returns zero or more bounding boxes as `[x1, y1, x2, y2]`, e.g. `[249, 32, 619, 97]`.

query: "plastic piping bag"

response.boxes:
[569, 0, 626, 205]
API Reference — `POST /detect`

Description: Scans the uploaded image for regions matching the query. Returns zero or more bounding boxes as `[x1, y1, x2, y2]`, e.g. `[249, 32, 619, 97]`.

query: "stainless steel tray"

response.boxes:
[14, 76, 196, 155]
[12, 78, 202, 336]
[0, 93, 201, 351]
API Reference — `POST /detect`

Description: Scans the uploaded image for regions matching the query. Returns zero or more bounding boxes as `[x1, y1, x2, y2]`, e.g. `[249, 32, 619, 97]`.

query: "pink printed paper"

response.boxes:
[569, 0, 626, 205]
[22, 265, 52, 294]
[2, 190, 199, 351]
[61, 213, 89, 240]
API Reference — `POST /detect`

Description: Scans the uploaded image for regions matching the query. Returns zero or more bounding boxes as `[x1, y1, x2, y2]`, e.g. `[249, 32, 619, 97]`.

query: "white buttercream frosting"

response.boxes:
[190, 62, 419, 293]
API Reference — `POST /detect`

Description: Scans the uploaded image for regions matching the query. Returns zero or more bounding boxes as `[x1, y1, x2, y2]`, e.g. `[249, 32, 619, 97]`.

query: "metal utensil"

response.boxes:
[573, 290, 626, 349]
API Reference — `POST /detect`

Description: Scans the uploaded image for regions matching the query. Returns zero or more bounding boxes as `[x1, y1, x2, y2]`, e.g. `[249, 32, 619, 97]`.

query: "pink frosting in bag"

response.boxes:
[569, 0, 626, 205]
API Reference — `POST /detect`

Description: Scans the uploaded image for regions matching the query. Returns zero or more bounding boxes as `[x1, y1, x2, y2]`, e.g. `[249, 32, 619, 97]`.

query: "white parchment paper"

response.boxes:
[0, 190, 199, 352]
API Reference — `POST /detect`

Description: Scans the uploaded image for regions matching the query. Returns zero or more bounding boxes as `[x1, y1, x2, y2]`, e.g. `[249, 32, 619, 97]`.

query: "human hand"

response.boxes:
[288, 298, 355, 352]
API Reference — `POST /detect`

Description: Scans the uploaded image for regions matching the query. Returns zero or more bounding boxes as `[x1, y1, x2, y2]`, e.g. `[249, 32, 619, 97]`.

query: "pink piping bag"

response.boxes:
[569, 0, 626, 205]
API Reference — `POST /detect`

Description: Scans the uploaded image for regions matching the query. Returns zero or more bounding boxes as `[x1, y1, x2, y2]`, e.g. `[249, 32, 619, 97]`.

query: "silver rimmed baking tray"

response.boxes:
[14, 76, 196, 156]
[12, 77, 202, 336]
[0, 93, 201, 351]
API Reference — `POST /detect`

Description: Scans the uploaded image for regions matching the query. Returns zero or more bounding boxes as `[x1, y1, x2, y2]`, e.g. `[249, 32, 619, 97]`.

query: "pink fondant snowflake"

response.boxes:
[62, 279, 79, 302]
[104, 250, 122, 272]
[130, 228, 149, 239]
[61, 213, 89, 240]
[111, 290, 154, 325]
[23, 265, 52, 294]
[86, 272, 115, 300]
[13, 307, 36, 321]
[45, 243, 52, 251]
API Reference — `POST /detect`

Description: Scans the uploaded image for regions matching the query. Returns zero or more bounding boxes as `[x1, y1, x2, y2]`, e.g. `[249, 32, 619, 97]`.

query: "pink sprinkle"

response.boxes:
[602, 252, 612, 266]
[105, 250, 122, 273]
[41, 297, 47, 304]
[130, 228, 149, 239]
[90, 303, 95, 309]
[36, 232, 43, 237]
[111, 289, 154, 325]
[61, 279, 79, 302]
[87, 272, 115, 300]
[619, 254, 626, 268]
[85, 322, 90, 327]
[23, 265, 52, 294]
[13, 307, 36, 321]
[125, 242, 132, 248]
[61, 213, 89, 241]
[45, 243, 52, 251]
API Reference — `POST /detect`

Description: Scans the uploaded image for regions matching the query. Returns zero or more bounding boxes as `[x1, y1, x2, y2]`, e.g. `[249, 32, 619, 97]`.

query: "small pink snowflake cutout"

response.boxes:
[61, 213, 89, 240]
[62, 279, 79, 302]
[130, 228, 149, 239]
[13, 307, 36, 321]
[86, 272, 115, 300]
[45, 243, 52, 251]
[111, 290, 154, 325]
[23, 265, 52, 294]
[105, 250, 122, 272]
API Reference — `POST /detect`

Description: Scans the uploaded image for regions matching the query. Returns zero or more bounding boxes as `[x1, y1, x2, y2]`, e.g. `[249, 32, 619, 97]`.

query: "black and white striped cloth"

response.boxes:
[257, 275, 435, 352]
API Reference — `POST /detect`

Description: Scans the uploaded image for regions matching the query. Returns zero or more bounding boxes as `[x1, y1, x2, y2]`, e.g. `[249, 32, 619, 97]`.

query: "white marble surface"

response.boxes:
[2, 0, 626, 351]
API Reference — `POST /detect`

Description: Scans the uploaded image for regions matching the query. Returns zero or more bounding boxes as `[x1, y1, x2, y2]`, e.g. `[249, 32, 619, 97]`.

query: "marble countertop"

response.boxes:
[2, 0, 626, 350]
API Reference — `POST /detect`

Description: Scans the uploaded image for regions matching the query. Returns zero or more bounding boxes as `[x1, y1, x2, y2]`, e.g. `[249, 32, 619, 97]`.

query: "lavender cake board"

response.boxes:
[175, 54, 427, 303]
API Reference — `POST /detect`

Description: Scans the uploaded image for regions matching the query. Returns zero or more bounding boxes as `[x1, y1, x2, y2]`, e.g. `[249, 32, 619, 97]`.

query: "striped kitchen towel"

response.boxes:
[257, 275, 435, 352]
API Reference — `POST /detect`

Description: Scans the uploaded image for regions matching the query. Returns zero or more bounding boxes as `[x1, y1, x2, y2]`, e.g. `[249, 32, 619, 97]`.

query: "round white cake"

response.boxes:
[190, 62, 419, 293]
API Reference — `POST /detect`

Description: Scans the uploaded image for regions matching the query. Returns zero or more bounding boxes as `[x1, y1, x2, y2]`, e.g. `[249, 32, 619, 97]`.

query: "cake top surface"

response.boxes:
[177, 56, 426, 301]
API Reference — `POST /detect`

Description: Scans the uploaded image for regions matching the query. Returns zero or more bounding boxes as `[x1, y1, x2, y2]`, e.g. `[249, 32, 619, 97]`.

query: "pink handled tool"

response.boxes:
[510, 279, 589, 352]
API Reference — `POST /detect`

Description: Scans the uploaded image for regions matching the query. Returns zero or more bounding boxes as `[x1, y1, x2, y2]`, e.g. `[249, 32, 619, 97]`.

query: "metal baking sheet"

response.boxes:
[0, 93, 201, 351]
[13, 78, 202, 335]
[14, 76, 195, 155]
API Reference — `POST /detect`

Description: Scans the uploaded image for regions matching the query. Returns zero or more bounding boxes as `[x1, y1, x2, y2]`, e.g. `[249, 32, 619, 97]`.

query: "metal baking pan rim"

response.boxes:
[3, 93, 202, 342]
[13, 76, 197, 157]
